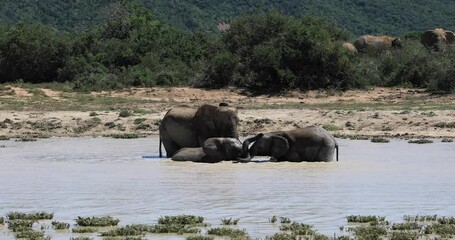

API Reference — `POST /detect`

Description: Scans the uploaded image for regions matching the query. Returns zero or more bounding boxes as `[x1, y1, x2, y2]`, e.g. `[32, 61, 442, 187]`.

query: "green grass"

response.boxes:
[7, 211, 54, 220]
[391, 222, 420, 230]
[279, 222, 315, 235]
[370, 137, 390, 143]
[0, 216, 4, 224]
[14, 230, 49, 240]
[102, 134, 144, 139]
[52, 221, 70, 230]
[353, 226, 388, 239]
[390, 231, 419, 240]
[72, 227, 98, 233]
[75, 216, 120, 227]
[186, 236, 215, 240]
[157, 215, 205, 225]
[408, 139, 433, 144]
[322, 124, 343, 131]
[347, 215, 386, 223]
[7, 219, 35, 232]
[221, 218, 239, 225]
[101, 224, 151, 236]
[207, 227, 249, 239]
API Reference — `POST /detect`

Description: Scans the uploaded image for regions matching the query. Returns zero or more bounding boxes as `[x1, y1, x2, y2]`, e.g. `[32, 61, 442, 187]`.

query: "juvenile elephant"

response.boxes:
[243, 126, 338, 162]
[171, 134, 263, 163]
[159, 103, 240, 158]
[354, 35, 402, 53]
[421, 28, 455, 51]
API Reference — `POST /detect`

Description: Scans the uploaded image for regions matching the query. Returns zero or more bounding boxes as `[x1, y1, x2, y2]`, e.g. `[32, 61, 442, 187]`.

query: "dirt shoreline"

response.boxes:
[1, 86, 455, 139]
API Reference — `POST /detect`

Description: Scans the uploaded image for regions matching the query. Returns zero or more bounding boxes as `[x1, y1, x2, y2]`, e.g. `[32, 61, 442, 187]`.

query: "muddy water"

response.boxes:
[1, 137, 455, 239]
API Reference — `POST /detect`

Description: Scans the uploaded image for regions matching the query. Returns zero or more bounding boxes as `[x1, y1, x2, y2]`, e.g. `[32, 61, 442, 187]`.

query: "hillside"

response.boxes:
[1, 0, 455, 35]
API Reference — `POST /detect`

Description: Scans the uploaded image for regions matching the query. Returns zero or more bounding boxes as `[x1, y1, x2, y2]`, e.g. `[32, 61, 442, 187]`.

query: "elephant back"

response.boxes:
[193, 104, 239, 143]
[161, 106, 199, 148]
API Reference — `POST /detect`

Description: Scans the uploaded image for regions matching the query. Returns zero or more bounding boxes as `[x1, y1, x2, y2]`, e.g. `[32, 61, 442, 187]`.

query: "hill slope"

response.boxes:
[1, 0, 455, 35]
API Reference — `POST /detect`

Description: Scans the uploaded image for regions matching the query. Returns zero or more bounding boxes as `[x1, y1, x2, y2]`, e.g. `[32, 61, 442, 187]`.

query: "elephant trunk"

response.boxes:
[240, 133, 264, 159]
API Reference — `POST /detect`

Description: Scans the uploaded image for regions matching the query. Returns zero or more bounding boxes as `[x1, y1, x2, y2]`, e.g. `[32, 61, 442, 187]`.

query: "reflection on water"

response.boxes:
[1, 137, 455, 239]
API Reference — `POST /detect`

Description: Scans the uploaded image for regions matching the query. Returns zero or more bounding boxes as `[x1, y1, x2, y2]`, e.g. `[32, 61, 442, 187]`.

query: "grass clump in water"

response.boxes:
[0, 216, 4, 224]
[403, 215, 438, 222]
[52, 221, 70, 229]
[442, 138, 454, 143]
[102, 237, 145, 240]
[353, 226, 387, 240]
[14, 230, 50, 240]
[207, 227, 249, 239]
[370, 137, 390, 143]
[221, 218, 239, 225]
[7, 211, 54, 220]
[347, 215, 386, 223]
[0, 135, 10, 140]
[391, 222, 420, 230]
[437, 217, 455, 224]
[269, 215, 278, 223]
[266, 232, 299, 240]
[390, 231, 418, 240]
[186, 236, 215, 240]
[76, 216, 120, 227]
[149, 224, 200, 234]
[280, 217, 292, 224]
[103, 133, 143, 139]
[72, 227, 98, 233]
[279, 222, 316, 235]
[7, 219, 35, 232]
[70, 237, 94, 240]
[424, 223, 455, 237]
[15, 136, 38, 142]
[101, 224, 151, 236]
[157, 215, 205, 226]
[408, 139, 433, 144]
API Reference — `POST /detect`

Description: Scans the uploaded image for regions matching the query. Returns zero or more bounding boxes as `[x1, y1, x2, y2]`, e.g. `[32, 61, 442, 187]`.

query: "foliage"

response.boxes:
[7, 211, 54, 220]
[75, 216, 120, 227]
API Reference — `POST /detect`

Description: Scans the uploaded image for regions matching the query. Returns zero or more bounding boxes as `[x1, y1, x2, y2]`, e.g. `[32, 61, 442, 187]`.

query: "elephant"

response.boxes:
[243, 126, 338, 162]
[354, 35, 402, 53]
[421, 28, 455, 51]
[342, 42, 358, 53]
[171, 134, 263, 163]
[159, 103, 240, 158]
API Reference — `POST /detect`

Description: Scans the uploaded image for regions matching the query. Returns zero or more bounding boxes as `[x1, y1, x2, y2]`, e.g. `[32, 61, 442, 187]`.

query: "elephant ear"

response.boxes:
[270, 136, 289, 159]
[445, 31, 455, 44]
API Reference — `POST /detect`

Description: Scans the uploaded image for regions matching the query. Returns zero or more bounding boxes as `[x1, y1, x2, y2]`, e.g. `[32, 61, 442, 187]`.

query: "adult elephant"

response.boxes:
[354, 35, 402, 53]
[243, 126, 338, 162]
[421, 28, 455, 51]
[159, 103, 240, 158]
[171, 134, 263, 163]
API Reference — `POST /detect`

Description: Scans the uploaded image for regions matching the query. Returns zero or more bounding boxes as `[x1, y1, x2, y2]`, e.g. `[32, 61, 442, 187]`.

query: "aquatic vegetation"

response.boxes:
[7, 219, 35, 232]
[149, 224, 200, 234]
[424, 223, 455, 237]
[0, 135, 10, 140]
[391, 222, 420, 230]
[52, 221, 70, 229]
[370, 137, 390, 143]
[0, 216, 4, 224]
[269, 216, 278, 223]
[70, 237, 93, 240]
[408, 139, 433, 144]
[102, 237, 145, 240]
[14, 230, 50, 240]
[353, 226, 388, 239]
[265, 232, 299, 240]
[221, 218, 239, 225]
[103, 133, 143, 139]
[279, 222, 316, 235]
[7, 211, 54, 220]
[72, 227, 98, 233]
[157, 215, 205, 225]
[346, 215, 386, 223]
[390, 231, 418, 240]
[403, 214, 438, 222]
[437, 217, 455, 224]
[15, 136, 38, 142]
[442, 138, 454, 143]
[186, 235, 215, 240]
[280, 217, 292, 224]
[100, 224, 151, 236]
[207, 227, 249, 239]
[76, 216, 120, 227]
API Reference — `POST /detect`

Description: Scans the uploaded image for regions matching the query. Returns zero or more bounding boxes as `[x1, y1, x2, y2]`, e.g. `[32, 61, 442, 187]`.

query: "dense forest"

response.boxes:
[1, 1, 455, 93]
[1, 0, 455, 35]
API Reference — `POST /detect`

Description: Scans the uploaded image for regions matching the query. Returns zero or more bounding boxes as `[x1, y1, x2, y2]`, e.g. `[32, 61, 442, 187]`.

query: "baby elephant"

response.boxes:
[244, 126, 338, 162]
[171, 134, 263, 163]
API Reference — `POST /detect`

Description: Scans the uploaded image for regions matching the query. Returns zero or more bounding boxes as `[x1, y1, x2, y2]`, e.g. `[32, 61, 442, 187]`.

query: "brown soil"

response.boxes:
[1, 86, 455, 139]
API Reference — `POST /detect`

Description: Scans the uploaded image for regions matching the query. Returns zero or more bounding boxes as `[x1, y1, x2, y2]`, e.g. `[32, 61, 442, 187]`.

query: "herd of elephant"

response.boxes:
[159, 103, 339, 163]
[343, 28, 455, 53]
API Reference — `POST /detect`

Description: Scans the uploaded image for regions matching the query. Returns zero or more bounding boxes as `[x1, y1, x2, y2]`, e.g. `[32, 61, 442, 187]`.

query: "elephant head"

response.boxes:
[242, 133, 289, 160]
